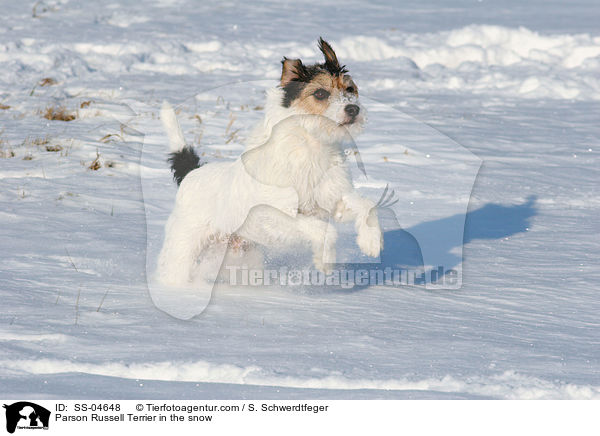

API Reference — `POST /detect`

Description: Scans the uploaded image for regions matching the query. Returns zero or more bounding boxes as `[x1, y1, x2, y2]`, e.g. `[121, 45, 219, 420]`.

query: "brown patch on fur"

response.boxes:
[295, 73, 332, 115]
[281, 58, 304, 85]
[293, 72, 359, 115]
[0, 104, 10, 110]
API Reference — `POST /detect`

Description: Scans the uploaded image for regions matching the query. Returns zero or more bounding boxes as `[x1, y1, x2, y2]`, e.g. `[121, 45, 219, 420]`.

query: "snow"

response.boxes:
[1, 0, 599, 400]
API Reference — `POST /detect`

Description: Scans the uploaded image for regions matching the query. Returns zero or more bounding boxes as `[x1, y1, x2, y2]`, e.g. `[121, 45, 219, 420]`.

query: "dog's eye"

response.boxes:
[346, 86, 355, 93]
[313, 89, 330, 100]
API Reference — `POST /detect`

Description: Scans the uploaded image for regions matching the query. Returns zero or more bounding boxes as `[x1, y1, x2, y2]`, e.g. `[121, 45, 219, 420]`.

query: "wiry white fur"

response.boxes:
[156, 87, 382, 287]
[160, 101, 187, 152]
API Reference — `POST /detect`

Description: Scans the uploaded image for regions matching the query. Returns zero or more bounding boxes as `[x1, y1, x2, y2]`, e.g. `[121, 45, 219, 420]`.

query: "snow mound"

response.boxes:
[335, 25, 600, 100]
[4, 359, 599, 400]
[337, 25, 600, 69]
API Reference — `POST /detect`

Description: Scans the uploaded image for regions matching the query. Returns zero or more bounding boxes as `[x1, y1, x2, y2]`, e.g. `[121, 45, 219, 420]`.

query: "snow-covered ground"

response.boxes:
[1, 0, 599, 399]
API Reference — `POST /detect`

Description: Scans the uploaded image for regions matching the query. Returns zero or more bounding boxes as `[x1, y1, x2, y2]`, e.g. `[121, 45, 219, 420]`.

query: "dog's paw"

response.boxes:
[357, 219, 382, 258]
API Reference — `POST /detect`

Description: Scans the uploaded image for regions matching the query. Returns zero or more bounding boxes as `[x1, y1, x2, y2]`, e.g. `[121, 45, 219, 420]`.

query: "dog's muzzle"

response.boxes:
[345, 104, 360, 119]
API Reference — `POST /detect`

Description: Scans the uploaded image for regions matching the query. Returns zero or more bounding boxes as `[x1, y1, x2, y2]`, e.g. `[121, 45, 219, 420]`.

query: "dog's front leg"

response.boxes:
[237, 204, 337, 272]
[313, 165, 382, 258]
[335, 192, 383, 258]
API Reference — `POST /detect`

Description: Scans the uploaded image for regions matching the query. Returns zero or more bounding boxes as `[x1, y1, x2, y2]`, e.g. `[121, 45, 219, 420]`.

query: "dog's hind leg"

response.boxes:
[156, 215, 206, 286]
[236, 204, 337, 272]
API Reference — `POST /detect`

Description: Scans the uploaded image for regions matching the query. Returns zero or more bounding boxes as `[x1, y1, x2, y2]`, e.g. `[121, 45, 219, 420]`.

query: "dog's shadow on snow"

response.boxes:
[337, 195, 537, 293]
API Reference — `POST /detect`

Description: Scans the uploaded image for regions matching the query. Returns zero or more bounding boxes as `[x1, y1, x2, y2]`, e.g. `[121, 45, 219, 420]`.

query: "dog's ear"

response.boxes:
[318, 37, 341, 72]
[281, 57, 306, 85]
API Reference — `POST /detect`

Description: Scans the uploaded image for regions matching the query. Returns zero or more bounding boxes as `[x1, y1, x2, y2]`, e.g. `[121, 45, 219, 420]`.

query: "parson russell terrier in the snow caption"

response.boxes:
[157, 38, 394, 287]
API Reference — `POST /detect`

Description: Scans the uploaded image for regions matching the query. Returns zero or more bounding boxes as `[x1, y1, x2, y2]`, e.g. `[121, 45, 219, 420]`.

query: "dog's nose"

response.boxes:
[344, 104, 360, 118]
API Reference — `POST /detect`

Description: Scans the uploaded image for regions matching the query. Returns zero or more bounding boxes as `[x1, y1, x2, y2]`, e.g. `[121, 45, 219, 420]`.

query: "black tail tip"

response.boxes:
[167, 145, 203, 185]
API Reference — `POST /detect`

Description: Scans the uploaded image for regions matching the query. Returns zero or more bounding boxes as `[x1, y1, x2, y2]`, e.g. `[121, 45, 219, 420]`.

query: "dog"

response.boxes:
[156, 38, 383, 287]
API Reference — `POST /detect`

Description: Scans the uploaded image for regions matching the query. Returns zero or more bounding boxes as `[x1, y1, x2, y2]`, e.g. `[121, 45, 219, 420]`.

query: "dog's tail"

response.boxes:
[161, 101, 202, 185]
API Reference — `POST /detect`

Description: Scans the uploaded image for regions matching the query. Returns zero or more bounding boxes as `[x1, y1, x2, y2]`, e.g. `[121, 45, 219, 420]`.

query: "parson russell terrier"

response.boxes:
[157, 38, 384, 287]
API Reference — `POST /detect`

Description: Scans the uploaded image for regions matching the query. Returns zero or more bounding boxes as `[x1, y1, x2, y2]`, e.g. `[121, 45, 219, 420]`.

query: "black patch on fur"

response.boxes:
[322, 61, 348, 77]
[293, 63, 322, 83]
[282, 80, 306, 107]
[318, 37, 348, 76]
[168, 145, 202, 185]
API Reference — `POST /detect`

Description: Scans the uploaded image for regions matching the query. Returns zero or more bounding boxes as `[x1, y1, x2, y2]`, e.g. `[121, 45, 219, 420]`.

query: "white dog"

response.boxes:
[156, 38, 383, 287]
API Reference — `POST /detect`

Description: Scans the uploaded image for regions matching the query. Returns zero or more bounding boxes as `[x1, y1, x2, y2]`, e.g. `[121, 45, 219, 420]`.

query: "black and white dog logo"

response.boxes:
[3, 402, 50, 433]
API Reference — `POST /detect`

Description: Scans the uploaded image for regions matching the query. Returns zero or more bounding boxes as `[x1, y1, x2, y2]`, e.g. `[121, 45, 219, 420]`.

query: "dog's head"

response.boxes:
[279, 38, 365, 139]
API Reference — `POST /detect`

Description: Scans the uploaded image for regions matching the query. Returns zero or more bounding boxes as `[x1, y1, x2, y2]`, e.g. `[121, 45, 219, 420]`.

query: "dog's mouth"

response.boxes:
[340, 117, 361, 127]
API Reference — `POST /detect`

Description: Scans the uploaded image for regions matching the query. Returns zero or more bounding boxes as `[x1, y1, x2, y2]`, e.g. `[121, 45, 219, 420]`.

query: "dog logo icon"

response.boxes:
[3, 402, 50, 433]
